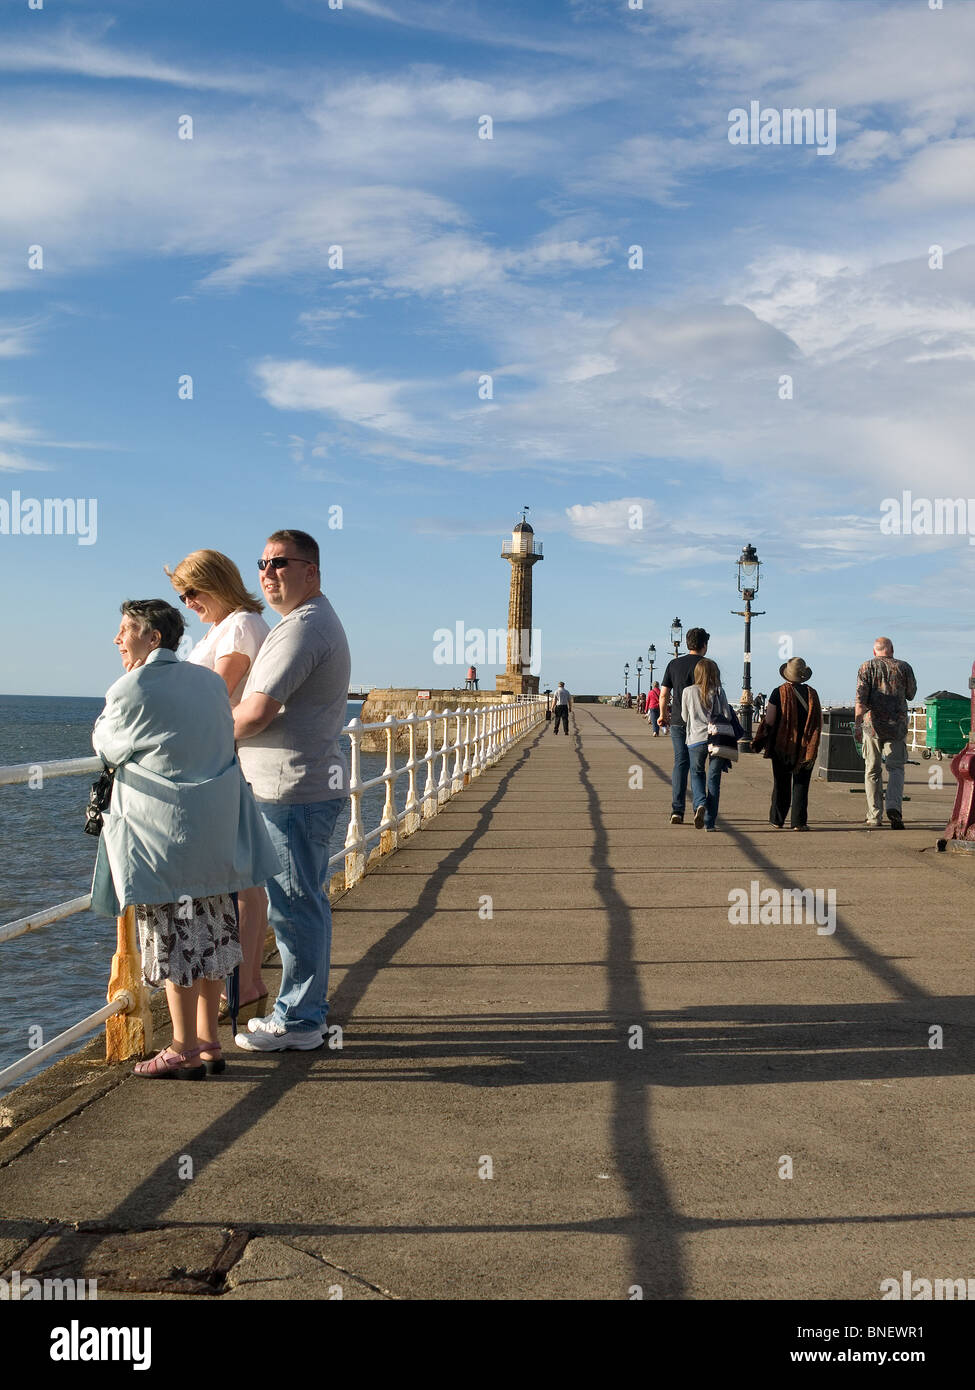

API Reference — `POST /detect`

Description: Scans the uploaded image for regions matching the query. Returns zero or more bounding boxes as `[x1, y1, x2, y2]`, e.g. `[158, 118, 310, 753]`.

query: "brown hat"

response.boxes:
[780, 658, 812, 683]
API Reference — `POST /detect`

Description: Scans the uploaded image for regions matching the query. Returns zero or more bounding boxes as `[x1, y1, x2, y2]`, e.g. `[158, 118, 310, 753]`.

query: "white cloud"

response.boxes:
[0, 26, 268, 93]
[874, 139, 975, 209]
[254, 360, 414, 434]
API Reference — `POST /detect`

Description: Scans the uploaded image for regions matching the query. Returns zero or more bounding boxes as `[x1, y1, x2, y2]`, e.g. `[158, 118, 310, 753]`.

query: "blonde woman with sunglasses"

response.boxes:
[166, 549, 272, 1022]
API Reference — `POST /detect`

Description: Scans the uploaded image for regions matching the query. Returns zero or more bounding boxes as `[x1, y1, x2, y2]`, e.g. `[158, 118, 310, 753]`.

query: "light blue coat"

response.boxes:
[89, 648, 281, 917]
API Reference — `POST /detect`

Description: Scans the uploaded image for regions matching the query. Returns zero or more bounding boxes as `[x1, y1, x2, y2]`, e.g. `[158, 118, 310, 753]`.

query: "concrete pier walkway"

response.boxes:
[1, 706, 972, 1300]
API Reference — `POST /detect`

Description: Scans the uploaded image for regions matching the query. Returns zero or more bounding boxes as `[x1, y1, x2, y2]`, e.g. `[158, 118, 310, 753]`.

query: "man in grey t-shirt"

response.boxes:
[552, 681, 571, 735]
[233, 528, 351, 1050]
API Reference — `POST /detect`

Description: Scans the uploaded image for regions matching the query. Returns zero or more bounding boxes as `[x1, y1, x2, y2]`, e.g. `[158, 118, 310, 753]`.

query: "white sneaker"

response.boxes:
[235, 1023, 324, 1051]
[247, 1014, 280, 1034]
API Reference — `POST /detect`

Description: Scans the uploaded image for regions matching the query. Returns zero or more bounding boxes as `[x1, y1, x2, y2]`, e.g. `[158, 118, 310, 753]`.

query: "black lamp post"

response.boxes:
[623, 662, 630, 698]
[635, 656, 643, 709]
[670, 618, 682, 659]
[647, 644, 656, 687]
[731, 543, 766, 751]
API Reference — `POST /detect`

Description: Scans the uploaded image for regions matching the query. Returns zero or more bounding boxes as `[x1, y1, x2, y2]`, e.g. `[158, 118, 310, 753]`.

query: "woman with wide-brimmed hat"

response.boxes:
[752, 658, 822, 831]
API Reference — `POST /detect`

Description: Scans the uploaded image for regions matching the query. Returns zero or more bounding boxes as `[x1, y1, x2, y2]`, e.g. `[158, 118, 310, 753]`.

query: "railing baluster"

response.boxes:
[422, 712, 437, 818]
[379, 715, 398, 856]
[462, 709, 472, 785]
[344, 717, 367, 887]
[451, 707, 464, 793]
[404, 716, 420, 836]
[437, 710, 451, 804]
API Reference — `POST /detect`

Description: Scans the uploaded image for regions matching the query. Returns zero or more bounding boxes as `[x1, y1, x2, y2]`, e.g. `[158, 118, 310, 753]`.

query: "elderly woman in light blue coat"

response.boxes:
[91, 599, 280, 1080]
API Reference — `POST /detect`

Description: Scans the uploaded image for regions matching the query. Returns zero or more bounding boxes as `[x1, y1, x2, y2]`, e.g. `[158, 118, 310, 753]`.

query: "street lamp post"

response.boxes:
[731, 543, 766, 752]
[647, 644, 656, 688]
[624, 662, 630, 700]
[635, 656, 643, 710]
[670, 618, 682, 660]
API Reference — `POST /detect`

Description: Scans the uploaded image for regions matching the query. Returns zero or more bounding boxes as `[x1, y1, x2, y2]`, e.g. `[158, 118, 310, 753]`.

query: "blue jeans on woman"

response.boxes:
[688, 742, 729, 828]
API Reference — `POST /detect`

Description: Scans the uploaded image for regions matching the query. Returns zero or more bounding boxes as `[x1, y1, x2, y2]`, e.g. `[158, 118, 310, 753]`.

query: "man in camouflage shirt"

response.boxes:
[855, 637, 917, 829]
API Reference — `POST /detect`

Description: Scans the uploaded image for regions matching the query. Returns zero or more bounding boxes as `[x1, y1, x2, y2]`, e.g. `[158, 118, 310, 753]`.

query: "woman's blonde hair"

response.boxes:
[164, 549, 263, 615]
[693, 658, 721, 703]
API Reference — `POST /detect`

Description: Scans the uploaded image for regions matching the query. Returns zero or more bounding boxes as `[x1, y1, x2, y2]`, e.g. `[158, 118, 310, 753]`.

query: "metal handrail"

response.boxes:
[0, 995, 131, 1090]
[0, 895, 93, 946]
[0, 756, 101, 787]
[0, 696, 546, 1084]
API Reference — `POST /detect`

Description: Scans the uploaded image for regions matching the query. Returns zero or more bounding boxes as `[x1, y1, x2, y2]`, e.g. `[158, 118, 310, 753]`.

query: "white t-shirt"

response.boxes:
[186, 609, 270, 707]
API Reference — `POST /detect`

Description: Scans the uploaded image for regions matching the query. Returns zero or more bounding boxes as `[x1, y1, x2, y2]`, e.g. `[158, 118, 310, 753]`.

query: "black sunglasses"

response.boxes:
[178, 588, 198, 605]
[258, 556, 311, 571]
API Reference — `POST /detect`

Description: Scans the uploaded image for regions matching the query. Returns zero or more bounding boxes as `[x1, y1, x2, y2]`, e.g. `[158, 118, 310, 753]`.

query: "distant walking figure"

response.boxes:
[552, 681, 571, 735]
[465, 665, 479, 690]
[645, 681, 661, 735]
[854, 637, 917, 829]
[753, 659, 822, 831]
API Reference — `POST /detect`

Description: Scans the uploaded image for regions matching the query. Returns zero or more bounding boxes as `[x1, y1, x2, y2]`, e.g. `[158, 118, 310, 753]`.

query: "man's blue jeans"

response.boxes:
[259, 798, 346, 1034]
[670, 724, 690, 816]
[688, 742, 729, 829]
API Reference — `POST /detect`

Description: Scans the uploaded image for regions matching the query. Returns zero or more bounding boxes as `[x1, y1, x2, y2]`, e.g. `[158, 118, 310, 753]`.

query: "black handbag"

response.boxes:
[84, 763, 116, 837]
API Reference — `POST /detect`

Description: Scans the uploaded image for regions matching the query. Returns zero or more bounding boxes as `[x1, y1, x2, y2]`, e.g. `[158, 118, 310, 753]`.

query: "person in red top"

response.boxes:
[645, 681, 661, 736]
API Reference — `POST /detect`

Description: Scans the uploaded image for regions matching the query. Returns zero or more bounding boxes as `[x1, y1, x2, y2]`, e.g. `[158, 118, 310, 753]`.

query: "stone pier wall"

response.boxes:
[358, 688, 518, 752]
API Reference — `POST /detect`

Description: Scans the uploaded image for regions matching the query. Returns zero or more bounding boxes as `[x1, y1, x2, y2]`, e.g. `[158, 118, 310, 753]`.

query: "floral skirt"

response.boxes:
[135, 893, 242, 988]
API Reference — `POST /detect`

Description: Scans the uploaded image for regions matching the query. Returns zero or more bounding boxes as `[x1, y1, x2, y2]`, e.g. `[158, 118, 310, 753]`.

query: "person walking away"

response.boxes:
[658, 628, 710, 824]
[165, 548, 272, 1014]
[645, 681, 661, 736]
[752, 659, 822, 830]
[233, 529, 351, 1050]
[854, 637, 917, 829]
[552, 681, 571, 735]
[681, 657, 733, 831]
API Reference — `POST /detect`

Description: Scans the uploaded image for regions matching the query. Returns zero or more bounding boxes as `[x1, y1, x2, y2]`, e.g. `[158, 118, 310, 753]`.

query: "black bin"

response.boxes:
[816, 706, 862, 783]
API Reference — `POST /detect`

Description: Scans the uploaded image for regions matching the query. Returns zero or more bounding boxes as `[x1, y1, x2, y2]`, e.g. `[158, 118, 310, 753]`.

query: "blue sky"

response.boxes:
[3, 0, 975, 704]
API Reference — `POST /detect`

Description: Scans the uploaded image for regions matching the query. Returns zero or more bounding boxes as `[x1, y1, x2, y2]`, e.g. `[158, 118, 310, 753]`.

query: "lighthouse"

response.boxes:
[496, 510, 543, 695]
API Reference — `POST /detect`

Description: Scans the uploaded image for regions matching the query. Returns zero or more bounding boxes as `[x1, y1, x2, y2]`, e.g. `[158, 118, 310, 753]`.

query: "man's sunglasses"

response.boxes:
[177, 588, 198, 605]
[258, 556, 311, 571]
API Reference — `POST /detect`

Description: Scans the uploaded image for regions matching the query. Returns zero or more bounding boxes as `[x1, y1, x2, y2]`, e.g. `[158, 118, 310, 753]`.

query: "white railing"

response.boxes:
[336, 699, 546, 888]
[0, 697, 546, 1088]
[908, 706, 926, 753]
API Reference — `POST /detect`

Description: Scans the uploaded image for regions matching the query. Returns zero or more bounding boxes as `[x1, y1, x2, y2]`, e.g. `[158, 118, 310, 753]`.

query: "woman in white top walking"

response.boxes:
[166, 549, 272, 1013]
[681, 658, 734, 831]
